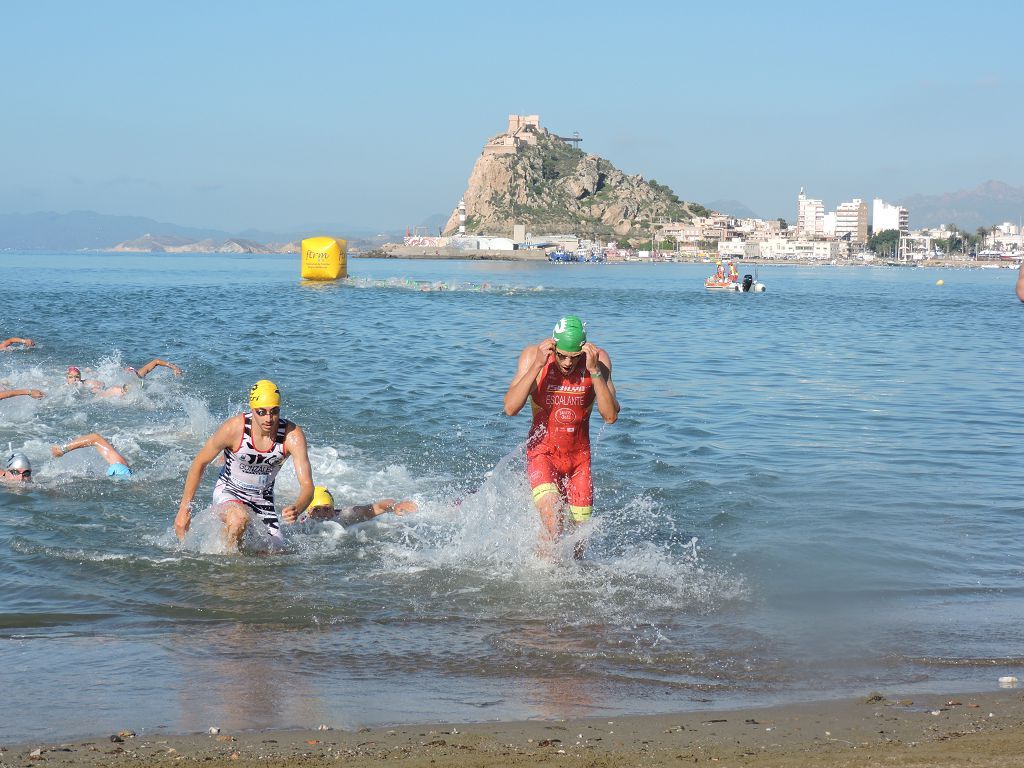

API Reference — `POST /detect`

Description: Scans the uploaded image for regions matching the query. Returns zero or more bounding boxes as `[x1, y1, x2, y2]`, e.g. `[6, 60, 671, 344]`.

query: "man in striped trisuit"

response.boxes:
[175, 380, 313, 549]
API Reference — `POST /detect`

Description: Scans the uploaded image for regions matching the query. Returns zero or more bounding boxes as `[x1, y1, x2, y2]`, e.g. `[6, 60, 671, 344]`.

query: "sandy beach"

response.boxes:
[9, 689, 1024, 767]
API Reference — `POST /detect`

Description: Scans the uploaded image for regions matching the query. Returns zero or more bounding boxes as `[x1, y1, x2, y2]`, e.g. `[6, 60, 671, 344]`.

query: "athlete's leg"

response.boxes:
[214, 500, 252, 551]
[565, 454, 593, 560]
[527, 451, 565, 543]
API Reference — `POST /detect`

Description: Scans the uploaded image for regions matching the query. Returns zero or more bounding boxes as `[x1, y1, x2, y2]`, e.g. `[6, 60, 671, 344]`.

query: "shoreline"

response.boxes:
[358, 247, 1019, 269]
[10, 688, 1024, 767]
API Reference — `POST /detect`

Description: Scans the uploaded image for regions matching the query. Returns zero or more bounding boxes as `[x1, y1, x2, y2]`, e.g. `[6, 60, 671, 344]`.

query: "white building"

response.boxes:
[759, 237, 843, 260]
[796, 188, 824, 237]
[987, 222, 1023, 253]
[823, 212, 837, 237]
[716, 239, 761, 259]
[835, 199, 868, 244]
[872, 198, 909, 234]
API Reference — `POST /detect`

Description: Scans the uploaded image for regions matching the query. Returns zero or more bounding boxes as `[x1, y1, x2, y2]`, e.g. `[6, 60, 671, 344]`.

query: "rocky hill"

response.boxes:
[444, 115, 708, 242]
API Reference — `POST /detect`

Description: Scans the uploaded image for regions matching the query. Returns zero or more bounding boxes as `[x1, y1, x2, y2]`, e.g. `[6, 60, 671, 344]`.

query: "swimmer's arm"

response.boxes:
[281, 426, 313, 524]
[0, 337, 34, 349]
[335, 499, 418, 527]
[334, 503, 379, 526]
[52, 433, 129, 466]
[591, 346, 620, 422]
[135, 359, 183, 377]
[1017, 263, 1024, 303]
[0, 388, 45, 400]
[503, 340, 552, 416]
[175, 417, 239, 539]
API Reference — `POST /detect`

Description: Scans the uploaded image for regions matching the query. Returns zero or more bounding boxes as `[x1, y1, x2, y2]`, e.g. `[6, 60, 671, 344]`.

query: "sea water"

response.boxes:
[1, 253, 1022, 742]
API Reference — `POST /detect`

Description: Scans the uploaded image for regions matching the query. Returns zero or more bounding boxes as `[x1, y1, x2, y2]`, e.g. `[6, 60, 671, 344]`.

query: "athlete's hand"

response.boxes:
[281, 505, 300, 524]
[536, 338, 556, 362]
[174, 505, 191, 540]
[30, 389, 45, 399]
[582, 342, 600, 373]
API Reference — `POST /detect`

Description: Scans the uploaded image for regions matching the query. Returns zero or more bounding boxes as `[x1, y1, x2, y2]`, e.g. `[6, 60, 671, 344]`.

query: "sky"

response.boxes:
[2, 0, 1021, 233]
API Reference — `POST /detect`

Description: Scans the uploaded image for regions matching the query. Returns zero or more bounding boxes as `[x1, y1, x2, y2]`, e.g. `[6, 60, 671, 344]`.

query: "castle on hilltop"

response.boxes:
[482, 114, 582, 155]
[483, 114, 543, 155]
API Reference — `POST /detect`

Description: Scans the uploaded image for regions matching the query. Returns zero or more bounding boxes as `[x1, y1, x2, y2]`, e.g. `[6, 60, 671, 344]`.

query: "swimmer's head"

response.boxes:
[307, 486, 335, 520]
[249, 379, 280, 409]
[6, 452, 31, 481]
[552, 315, 586, 353]
[66, 366, 82, 382]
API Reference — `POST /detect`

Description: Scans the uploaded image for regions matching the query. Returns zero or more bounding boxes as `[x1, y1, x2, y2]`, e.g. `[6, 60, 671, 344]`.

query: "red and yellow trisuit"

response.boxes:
[526, 354, 596, 522]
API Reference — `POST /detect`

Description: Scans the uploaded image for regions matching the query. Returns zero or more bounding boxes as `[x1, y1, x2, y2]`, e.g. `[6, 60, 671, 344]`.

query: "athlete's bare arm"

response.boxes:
[1017, 262, 1024, 302]
[0, 337, 35, 350]
[583, 342, 620, 423]
[503, 339, 555, 416]
[135, 359, 183, 378]
[175, 415, 243, 540]
[0, 388, 45, 400]
[51, 433, 129, 466]
[334, 499, 418, 526]
[280, 425, 314, 524]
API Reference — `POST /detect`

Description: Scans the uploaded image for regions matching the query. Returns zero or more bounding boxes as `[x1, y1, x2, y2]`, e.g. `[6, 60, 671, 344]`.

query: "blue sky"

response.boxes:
[2, 0, 1020, 232]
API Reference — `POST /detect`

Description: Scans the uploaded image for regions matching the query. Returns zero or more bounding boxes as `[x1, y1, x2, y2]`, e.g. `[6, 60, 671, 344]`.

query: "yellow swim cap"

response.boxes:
[310, 486, 334, 510]
[249, 379, 281, 409]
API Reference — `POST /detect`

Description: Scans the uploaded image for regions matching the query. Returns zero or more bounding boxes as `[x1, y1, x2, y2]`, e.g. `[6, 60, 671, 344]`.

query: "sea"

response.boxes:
[1, 253, 1022, 743]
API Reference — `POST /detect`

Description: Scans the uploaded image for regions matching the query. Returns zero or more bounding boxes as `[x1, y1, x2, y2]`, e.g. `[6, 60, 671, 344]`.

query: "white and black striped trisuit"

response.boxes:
[212, 413, 291, 537]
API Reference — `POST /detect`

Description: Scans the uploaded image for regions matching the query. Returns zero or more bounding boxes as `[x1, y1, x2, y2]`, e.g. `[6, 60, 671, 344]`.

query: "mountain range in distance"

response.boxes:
[0, 210, 404, 252]
[1, 180, 1021, 250]
[900, 180, 1024, 231]
[706, 199, 761, 220]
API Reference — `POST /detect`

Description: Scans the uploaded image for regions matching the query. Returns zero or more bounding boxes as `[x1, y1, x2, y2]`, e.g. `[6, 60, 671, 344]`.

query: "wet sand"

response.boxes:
[8, 689, 1024, 767]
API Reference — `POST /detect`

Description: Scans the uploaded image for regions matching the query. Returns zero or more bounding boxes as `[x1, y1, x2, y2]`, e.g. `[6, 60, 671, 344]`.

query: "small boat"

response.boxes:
[704, 273, 766, 292]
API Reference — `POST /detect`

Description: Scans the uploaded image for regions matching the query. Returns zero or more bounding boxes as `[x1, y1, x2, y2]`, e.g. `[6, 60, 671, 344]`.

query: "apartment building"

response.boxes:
[872, 198, 909, 234]
[835, 199, 868, 243]
[796, 188, 824, 236]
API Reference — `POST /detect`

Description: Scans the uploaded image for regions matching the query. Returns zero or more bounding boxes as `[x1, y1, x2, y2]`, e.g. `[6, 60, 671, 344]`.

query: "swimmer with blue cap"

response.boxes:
[51, 433, 133, 478]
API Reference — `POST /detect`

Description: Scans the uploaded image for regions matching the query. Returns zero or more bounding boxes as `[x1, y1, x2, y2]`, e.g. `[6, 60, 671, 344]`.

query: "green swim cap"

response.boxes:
[552, 315, 586, 352]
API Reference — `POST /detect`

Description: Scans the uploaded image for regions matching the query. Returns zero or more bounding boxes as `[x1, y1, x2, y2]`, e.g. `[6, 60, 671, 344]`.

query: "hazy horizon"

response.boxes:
[3, 1, 1021, 232]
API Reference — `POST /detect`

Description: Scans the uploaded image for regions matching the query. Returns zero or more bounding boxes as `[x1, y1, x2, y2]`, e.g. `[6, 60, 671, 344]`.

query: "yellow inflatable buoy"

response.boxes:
[936, 279, 944, 286]
[301, 236, 347, 280]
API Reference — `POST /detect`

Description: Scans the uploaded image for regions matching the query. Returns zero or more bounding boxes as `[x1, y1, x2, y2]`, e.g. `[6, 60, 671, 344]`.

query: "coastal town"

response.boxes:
[395, 186, 1024, 266]
[388, 114, 1023, 267]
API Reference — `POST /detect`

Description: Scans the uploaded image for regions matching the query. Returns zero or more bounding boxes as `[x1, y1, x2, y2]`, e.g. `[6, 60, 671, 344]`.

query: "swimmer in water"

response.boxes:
[175, 379, 313, 549]
[64, 366, 127, 398]
[51, 433, 133, 477]
[0, 388, 45, 401]
[1, 452, 32, 484]
[503, 315, 619, 558]
[303, 486, 418, 526]
[0, 337, 36, 351]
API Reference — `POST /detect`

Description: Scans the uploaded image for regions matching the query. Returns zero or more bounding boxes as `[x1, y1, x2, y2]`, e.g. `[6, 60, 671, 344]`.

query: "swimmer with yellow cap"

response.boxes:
[175, 379, 314, 549]
[304, 485, 418, 526]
